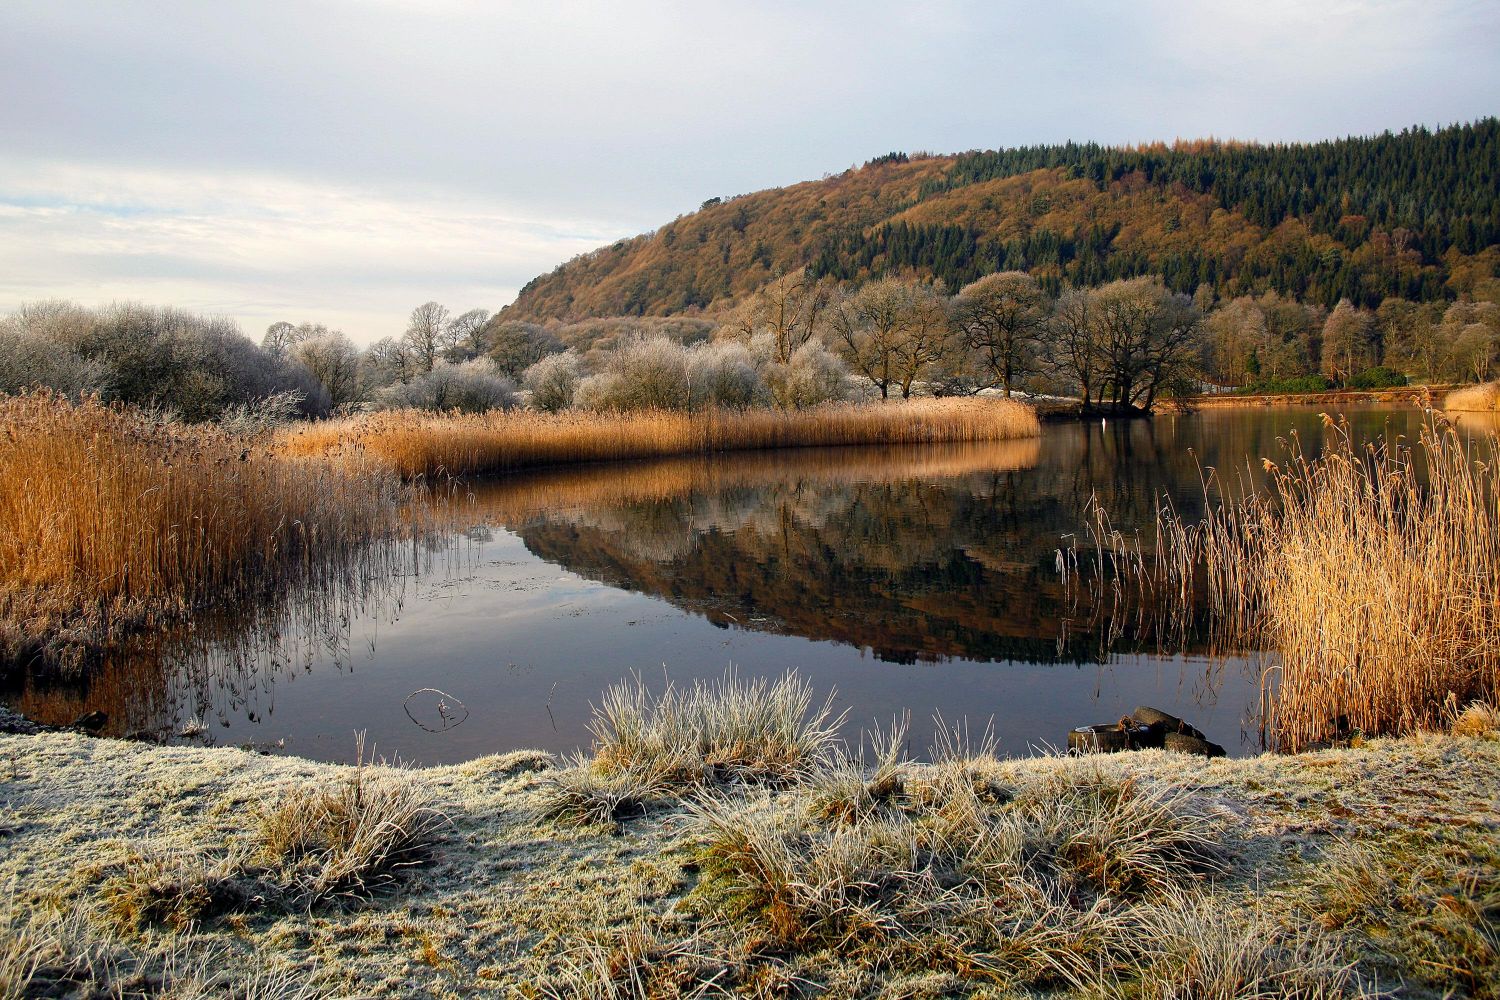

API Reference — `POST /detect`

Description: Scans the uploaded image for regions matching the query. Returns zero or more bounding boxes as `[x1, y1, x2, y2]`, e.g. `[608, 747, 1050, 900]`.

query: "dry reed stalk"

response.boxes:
[0, 392, 413, 663]
[276, 397, 1041, 481]
[1150, 413, 1500, 750]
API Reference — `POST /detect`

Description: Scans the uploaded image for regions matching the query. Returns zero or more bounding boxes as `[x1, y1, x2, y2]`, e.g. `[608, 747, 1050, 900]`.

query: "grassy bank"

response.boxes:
[0, 393, 415, 671]
[2, 674, 1496, 998]
[276, 398, 1042, 480]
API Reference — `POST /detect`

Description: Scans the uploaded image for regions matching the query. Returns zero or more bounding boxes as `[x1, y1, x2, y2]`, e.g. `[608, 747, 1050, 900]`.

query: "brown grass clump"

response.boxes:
[1452, 701, 1500, 739]
[97, 848, 252, 934]
[539, 671, 844, 828]
[1445, 381, 1500, 412]
[254, 750, 445, 905]
[276, 397, 1041, 480]
[687, 757, 1226, 989]
[1149, 414, 1500, 751]
[0, 392, 411, 665]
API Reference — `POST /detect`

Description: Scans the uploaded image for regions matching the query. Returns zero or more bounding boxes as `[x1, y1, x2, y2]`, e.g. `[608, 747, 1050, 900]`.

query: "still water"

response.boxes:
[11, 406, 1479, 763]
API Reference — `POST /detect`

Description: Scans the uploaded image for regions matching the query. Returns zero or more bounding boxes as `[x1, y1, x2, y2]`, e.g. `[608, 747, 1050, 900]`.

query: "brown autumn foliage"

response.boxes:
[504, 159, 1485, 323]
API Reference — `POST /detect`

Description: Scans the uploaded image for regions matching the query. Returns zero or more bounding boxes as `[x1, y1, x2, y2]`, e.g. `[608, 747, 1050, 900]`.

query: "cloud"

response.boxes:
[1, 0, 1494, 335]
[0, 160, 626, 342]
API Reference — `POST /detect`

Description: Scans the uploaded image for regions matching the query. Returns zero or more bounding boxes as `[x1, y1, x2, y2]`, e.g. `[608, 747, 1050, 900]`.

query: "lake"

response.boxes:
[8, 405, 1473, 764]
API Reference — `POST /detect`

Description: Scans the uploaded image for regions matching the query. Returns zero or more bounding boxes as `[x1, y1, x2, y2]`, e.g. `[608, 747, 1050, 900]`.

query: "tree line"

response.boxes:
[4, 268, 1495, 423]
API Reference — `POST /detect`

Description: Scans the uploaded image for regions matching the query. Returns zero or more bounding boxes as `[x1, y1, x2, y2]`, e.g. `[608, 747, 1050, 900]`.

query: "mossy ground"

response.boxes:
[2, 730, 1496, 998]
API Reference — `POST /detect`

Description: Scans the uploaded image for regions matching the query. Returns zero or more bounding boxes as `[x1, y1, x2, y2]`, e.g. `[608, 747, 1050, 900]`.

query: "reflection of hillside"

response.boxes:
[473, 414, 1427, 666]
[468, 439, 1171, 664]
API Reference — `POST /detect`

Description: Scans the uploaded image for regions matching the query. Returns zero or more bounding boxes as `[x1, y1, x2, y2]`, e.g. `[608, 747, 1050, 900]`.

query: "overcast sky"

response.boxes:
[3, 1, 1496, 343]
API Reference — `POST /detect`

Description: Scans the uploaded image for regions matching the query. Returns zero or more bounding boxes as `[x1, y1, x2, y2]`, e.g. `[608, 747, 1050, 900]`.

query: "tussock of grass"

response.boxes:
[1148, 414, 1500, 750]
[88, 745, 443, 936]
[589, 670, 844, 788]
[536, 755, 672, 830]
[1306, 838, 1500, 998]
[98, 847, 252, 934]
[1122, 893, 1374, 1000]
[253, 749, 445, 905]
[278, 397, 1042, 480]
[1451, 701, 1500, 739]
[2, 902, 320, 1000]
[687, 756, 1227, 989]
[539, 671, 843, 829]
[537, 917, 729, 1000]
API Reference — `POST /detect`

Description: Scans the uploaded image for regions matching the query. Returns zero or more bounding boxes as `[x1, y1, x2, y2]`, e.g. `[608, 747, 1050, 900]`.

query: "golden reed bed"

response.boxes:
[1444, 380, 1500, 412]
[0, 393, 410, 663]
[1148, 413, 1500, 750]
[276, 398, 1042, 480]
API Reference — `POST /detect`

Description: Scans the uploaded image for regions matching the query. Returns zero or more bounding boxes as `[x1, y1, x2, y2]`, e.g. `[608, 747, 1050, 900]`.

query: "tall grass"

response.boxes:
[1148, 413, 1500, 750]
[277, 397, 1041, 480]
[0, 392, 412, 665]
[1446, 381, 1500, 412]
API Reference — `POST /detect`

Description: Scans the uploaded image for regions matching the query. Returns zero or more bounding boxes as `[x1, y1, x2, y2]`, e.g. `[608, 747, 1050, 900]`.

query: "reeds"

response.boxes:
[1147, 413, 1500, 750]
[1445, 381, 1500, 412]
[276, 397, 1042, 481]
[0, 392, 412, 665]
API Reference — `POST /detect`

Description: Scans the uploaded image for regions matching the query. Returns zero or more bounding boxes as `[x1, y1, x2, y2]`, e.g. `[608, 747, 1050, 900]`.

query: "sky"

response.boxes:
[2, 1, 1497, 345]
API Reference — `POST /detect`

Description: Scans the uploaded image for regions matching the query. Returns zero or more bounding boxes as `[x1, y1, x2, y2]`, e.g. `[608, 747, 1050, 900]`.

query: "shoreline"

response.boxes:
[4, 725, 1496, 996]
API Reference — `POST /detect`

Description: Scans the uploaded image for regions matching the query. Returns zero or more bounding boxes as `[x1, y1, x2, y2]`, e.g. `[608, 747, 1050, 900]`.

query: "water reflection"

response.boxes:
[5, 407, 1443, 762]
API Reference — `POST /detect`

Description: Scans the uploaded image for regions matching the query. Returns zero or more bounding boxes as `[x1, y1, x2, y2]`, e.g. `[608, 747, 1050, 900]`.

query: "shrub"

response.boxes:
[686, 341, 764, 410]
[756, 338, 852, 409]
[1239, 375, 1333, 395]
[0, 300, 330, 420]
[373, 360, 518, 414]
[574, 337, 771, 413]
[522, 352, 581, 412]
[1346, 365, 1408, 389]
[0, 329, 112, 400]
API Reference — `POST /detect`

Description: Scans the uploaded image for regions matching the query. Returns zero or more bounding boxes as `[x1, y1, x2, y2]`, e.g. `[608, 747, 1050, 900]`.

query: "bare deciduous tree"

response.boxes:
[403, 301, 453, 374]
[830, 277, 956, 399]
[729, 270, 832, 364]
[954, 271, 1048, 397]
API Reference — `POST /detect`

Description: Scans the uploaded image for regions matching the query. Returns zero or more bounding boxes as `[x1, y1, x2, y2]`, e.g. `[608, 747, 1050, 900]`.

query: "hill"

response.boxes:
[504, 120, 1500, 321]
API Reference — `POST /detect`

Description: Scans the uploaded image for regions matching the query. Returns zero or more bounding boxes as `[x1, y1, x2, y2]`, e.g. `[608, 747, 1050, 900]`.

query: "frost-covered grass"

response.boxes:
[1, 708, 1496, 998]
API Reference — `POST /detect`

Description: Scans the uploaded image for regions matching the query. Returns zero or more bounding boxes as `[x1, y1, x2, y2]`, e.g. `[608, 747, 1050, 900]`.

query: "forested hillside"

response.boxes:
[505, 120, 1499, 321]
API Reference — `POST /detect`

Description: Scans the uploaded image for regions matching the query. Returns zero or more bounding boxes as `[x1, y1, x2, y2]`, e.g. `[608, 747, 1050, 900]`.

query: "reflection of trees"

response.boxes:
[474, 411, 1431, 667]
